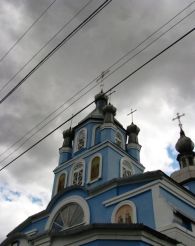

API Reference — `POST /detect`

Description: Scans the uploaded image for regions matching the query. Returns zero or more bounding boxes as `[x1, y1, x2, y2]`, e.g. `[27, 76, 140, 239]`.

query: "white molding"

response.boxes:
[69, 159, 85, 186]
[111, 200, 137, 223]
[103, 178, 195, 208]
[73, 127, 87, 153]
[103, 180, 159, 207]
[120, 157, 134, 178]
[87, 153, 102, 184]
[54, 141, 144, 174]
[115, 130, 125, 149]
[45, 195, 90, 230]
[159, 179, 195, 206]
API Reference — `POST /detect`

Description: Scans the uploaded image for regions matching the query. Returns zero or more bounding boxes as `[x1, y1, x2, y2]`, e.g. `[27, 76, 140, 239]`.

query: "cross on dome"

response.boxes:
[127, 108, 137, 123]
[96, 69, 110, 92]
[172, 112, 185, 130]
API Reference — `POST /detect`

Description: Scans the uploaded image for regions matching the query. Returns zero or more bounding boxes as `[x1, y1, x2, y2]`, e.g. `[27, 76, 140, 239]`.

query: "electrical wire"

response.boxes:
[0, 0, 112, 104]
[0, 0, 102, 95]
[0, 0, 57, 64]
[0, 4, 194, 162]
[0, 27, 194, 172]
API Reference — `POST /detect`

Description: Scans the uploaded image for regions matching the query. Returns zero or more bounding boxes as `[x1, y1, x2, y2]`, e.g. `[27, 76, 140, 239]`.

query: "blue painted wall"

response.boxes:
[160, 187, 195, 219]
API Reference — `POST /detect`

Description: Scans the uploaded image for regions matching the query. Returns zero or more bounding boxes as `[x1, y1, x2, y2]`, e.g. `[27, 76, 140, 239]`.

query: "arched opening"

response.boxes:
[72, 162, 84, 185]
[51, 202, 84, 232]
[57, 173, 66, 193]
[90, 156, 100, 181]
[121, 159, 133, 178]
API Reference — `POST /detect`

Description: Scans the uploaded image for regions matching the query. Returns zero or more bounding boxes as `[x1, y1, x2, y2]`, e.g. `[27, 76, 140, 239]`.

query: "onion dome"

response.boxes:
[95, 90, 108, 109]
[103, 103, 116, 124]
[175, 129, 194, 154]
[62, 128, 74, 148]
[127, 122, 140, 144]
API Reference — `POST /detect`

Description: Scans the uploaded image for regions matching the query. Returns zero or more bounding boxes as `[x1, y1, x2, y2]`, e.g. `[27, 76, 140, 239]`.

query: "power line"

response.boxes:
[0, 0, 57, 64]
[0, 0, 111, 103]
[0, 0, 94, 94]
[0, 27, 194, 172]
[0, 4, 194, 162]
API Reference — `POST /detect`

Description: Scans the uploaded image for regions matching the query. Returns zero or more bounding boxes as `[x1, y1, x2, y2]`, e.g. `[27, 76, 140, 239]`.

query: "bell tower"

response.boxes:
[170, 113, 195, 194]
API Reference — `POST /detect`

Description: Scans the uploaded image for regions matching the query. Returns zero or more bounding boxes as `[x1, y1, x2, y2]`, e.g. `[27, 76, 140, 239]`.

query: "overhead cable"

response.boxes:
[0, 0, 112, 104]
[0, 0, 94, 94]
[0, 4, 194, 162]
[0, 27, 194, 172]
[0, 0, 57, 64]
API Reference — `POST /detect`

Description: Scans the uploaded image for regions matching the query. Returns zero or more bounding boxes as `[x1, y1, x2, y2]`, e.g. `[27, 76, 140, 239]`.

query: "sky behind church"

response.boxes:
[0, 0, 194, 241]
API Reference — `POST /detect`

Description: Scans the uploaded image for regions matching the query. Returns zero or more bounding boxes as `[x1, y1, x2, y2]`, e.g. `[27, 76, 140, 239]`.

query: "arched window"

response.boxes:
[115, 131, 123, 148]
[112, 201, 137, 224]
[121, 159, 133, 178]
[72, 162, 84, 185]
[115, 204, 133, 223]
[57, 173, 66, 193]
[89, 155, 102, 182]
[75, 128, 87, 152]
[51, 202, 84, 232]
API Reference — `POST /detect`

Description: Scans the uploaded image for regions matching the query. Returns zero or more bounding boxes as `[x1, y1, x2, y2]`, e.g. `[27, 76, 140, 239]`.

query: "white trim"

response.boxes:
[69, 159, 85, 186]
[120, 157, 134, 178]
[91, 124, 101, 146]
[87, 153, 102, 184]
[45, 195, 90, 230]
[111, 200, 137, 223]
[54, 170, 68, 196]
[103, 178, 195, 208]
[54, 141, 145, 174]
[73, 127, 87, 153]
[24, 228, 37, 236]
[115, 130, 125, 149]
[103, 180, 159, 207]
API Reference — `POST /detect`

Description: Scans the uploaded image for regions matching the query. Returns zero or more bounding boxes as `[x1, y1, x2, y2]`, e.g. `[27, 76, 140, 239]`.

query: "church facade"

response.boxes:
[2, 92, 195, 246]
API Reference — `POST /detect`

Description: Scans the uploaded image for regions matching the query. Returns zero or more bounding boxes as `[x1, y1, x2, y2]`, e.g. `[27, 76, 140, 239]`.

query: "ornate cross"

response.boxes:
[172, 112, 185, 130]
[127, 108, 137, 123]
[96, 69, 110, 91]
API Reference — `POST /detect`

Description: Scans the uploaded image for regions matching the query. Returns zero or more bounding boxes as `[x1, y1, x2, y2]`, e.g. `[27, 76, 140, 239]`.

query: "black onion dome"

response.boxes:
[127, 122, 140, 135]
[63, 128, 73, 138]
[175, 129, 194, 154]
[95, 91, 108, 104]
[103, 103, 116, 116]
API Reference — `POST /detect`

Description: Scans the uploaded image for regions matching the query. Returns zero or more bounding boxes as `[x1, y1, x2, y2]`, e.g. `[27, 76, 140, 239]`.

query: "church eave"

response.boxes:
[49, 223, 179, 245]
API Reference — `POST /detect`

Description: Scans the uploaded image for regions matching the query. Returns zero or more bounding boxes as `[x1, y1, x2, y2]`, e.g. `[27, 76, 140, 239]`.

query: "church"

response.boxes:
[2, 91, 195, 246]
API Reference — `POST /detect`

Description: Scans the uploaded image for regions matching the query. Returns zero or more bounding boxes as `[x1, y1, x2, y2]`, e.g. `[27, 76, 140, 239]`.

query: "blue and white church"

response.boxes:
[2, 91, 195, 246]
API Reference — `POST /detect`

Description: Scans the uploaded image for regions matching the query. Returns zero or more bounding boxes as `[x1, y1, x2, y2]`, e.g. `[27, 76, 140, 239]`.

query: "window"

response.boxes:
[115, 204, 133, 223]
[121, 159, 133, 178]
[51, 202, 84, 232]
[115, 131, 123, 148]
[112, 201, 137, 224]
[89, 155, 102, 182]
[57, 173, 66, 193]
[72, 162, 84, 185]
[75, 128, 87, 152]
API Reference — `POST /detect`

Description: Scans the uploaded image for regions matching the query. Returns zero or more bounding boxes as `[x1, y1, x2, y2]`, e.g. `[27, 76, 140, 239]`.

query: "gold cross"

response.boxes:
[172, 112, 185, 130]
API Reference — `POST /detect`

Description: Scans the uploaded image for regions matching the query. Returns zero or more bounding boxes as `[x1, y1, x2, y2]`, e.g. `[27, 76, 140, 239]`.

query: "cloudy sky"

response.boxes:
[0, 0, 194, 241]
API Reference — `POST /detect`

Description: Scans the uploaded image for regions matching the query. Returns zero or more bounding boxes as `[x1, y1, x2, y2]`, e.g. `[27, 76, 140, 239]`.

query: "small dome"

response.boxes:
[103, 103, 116, 115]
[127, 122, 140, 135]
[95, 91, 108, 104]
[175, 129, 194, 154]
[63, 128, 73, 138]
